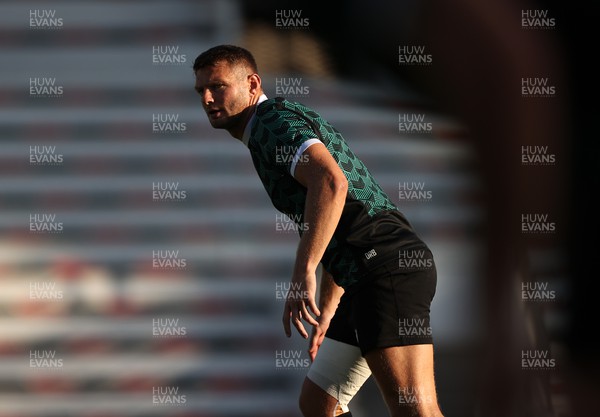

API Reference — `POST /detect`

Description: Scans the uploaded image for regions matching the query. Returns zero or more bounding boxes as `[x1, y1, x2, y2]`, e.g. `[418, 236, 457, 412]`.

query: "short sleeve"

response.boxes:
[255, 109, 322, 178]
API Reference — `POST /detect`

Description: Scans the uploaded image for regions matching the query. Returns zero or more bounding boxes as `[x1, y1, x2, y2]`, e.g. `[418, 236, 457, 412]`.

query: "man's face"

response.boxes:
[194, 61, 252, 131]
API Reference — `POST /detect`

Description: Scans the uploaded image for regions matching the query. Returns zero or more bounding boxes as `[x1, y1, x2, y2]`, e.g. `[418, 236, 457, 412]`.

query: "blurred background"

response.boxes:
[0, 1, 592, 416]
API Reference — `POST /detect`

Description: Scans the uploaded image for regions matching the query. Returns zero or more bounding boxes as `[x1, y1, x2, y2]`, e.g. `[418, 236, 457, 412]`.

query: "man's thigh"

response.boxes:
[365, 344, 443, 417]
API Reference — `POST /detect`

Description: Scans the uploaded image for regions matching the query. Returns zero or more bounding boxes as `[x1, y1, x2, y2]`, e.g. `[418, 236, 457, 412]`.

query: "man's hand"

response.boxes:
[308, 314, 332, 362]
[308, 268, 343, 361]
[282, 270, 321, 339]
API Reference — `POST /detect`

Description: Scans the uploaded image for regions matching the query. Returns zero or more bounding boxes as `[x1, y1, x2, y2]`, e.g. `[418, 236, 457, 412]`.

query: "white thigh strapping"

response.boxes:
[306, 337, 372, 411]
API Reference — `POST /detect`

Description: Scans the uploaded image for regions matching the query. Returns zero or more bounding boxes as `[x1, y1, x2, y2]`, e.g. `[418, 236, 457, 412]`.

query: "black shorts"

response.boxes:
[326, 250, 437, 356]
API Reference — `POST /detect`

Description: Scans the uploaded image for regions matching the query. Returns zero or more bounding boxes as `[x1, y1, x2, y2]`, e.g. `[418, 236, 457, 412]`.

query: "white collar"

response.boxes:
[241, 94, 268, 147]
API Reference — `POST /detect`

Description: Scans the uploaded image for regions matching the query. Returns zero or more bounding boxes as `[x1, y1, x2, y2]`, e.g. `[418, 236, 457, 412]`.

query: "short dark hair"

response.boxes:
[193, 44, 258, 73]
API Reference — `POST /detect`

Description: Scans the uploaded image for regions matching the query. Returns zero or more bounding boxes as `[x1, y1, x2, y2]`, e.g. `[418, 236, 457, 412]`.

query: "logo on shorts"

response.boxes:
[364, 249, 377, 260]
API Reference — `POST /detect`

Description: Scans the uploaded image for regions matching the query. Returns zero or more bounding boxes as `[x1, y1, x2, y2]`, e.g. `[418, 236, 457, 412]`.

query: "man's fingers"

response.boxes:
[308, 330, 320, 362]
[309, 347, 318, 362]
[285, 296, 322, 339]
[309, 331, 319, 352]
[301, 302, 319, 327]
[308, 329, 326, 362]
[307, 298, 321, 318]
[294, 317, 308, 339]
[292, 304, 308, 338]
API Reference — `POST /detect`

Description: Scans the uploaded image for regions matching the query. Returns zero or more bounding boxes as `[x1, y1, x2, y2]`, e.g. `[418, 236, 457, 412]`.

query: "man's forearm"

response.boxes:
[293, 173, 347, 277]
[284, 143, 348, 338]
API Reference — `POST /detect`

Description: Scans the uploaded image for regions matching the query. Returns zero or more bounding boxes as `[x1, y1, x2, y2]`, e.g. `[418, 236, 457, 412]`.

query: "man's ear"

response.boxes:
[248, 73, 261, 96]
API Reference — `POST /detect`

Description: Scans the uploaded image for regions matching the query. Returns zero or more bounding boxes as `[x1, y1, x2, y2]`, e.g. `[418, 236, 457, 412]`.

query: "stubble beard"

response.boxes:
[208, 108, 246, 132]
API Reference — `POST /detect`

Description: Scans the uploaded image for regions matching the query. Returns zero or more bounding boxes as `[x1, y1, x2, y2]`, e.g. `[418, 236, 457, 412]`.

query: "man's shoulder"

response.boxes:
[249, 97, 340, 151]
[256, 97, 319, 119]
[251, 98, 287, 136]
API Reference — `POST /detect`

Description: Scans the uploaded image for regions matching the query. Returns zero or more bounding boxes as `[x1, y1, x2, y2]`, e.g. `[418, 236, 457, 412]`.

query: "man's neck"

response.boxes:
[229, 106, 255, 140]
[229, 92, 265, 140]
[237, 94, 269, 146]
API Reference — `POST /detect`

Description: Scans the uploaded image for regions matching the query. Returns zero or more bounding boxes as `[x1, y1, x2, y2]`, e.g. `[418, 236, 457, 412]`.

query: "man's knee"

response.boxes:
[299, 377, 339, 417]
[299, 393, 352, 417]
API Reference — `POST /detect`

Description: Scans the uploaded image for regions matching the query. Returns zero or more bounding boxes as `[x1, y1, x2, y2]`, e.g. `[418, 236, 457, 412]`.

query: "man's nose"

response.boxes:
[203, 90, 214, 106]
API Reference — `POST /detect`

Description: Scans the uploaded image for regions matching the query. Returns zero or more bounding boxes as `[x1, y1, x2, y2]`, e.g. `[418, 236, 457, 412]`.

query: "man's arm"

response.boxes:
[282, 142, 348, 339]
[309, 267, 344, 362]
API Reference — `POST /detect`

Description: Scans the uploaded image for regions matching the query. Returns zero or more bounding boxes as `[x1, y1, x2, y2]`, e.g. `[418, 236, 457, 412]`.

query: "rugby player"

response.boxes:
[193, 44, 444, 417]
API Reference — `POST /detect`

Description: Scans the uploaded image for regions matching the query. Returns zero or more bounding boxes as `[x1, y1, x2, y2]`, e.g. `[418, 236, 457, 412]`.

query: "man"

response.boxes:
[193, 44, 444, 417]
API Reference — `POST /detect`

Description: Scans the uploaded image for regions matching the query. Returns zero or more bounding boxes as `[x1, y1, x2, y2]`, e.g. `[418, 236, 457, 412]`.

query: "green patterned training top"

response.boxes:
[242, 96, 428, 289]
